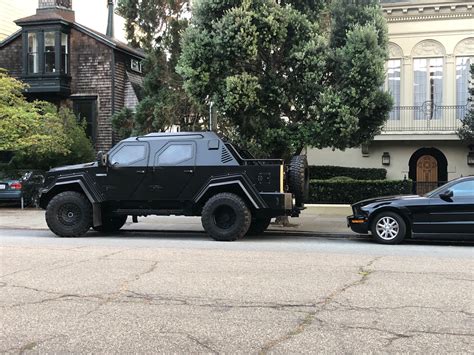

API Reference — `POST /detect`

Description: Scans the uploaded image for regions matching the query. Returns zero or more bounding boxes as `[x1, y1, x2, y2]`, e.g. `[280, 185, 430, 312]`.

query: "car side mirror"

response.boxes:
[97, 151, 108, 167]
[439, 190, 453, 201]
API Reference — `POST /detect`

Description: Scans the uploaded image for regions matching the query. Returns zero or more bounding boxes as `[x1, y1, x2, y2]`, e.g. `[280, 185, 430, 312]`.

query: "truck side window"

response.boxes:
[156, 144, 194, 166]
[110, 144, 146, 165]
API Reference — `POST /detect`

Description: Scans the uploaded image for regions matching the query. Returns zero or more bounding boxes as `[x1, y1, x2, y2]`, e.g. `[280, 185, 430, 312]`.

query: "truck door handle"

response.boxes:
[136, 170, 146, 174]
[184, 169, 194, 174]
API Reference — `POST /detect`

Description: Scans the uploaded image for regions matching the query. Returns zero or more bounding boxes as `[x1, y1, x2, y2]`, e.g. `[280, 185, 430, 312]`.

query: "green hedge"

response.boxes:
[308, 179, 413, 204]
[309, 165, 387, 180]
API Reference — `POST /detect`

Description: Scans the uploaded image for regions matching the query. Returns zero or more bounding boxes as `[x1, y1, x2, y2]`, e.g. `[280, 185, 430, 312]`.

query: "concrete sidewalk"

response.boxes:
[0, 204, 354, 235]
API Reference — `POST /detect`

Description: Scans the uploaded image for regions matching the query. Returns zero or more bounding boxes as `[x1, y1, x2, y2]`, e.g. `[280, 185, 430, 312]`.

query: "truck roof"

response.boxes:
[122, 131, 221, 142]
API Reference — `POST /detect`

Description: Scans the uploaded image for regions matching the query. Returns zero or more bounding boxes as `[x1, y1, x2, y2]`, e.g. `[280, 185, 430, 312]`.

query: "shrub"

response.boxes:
[308, 179, 413, 204]
[309, 165, 387, 180]
[9, 108, 95, 170]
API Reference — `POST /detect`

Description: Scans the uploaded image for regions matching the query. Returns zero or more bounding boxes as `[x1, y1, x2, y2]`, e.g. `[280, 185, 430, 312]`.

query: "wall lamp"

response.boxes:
[382, 152, 391, 166]
[468, 152, 474, 166]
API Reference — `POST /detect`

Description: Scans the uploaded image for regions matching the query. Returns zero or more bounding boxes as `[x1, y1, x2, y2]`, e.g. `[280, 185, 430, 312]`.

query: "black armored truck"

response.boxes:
[39, 132, 309, 241]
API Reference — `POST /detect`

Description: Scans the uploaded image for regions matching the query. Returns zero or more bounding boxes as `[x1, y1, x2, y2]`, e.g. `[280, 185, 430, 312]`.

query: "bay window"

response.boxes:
[23, 29, 69, 75]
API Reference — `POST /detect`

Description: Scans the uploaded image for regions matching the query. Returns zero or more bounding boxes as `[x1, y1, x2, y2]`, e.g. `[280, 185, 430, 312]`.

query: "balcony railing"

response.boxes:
[382, 103, 468, 133]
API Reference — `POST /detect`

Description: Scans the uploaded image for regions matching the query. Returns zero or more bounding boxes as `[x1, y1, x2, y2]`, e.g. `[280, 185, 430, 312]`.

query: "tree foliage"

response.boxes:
[0, 69, 95, 170]
[177, 0, 392, 158]
[115, 0, 204, 135]
[457, 64, 474, 145]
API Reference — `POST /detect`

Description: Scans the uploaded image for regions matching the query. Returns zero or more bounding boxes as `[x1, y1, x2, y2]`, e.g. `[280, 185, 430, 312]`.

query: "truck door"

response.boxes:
[104, 142, 149, 201]
[148, 141, 196, 200]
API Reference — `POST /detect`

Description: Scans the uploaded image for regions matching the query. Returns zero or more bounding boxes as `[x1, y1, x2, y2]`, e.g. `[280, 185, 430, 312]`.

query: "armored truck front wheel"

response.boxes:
[45, 191, 92, 238]
[201, 193, 251, 241]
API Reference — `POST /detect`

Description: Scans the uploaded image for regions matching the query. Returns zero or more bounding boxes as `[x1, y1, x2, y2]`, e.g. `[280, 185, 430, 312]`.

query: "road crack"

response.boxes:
[258, 256, 382, 354]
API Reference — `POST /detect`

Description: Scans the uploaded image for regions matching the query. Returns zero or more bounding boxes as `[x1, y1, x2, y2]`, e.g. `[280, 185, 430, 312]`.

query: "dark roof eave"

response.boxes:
[0, 21, 145, 60]
[0, 30, 21, 48]
[15, 19, 71, 27]
[72, 23, 145, 59]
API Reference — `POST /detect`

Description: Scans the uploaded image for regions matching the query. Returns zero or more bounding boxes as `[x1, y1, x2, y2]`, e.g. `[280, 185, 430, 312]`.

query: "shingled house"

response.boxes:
[0, 0, 145, 151]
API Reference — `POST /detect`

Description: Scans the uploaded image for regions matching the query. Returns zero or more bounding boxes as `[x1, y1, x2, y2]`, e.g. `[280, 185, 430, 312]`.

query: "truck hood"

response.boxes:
[49, 162, 97, 173]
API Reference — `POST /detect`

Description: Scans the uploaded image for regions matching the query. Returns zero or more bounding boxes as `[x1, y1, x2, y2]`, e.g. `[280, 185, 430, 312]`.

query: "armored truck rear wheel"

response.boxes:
[45, 191, 92, 238]
[202, 193, 251, 241]
[93, 215, 127, 233]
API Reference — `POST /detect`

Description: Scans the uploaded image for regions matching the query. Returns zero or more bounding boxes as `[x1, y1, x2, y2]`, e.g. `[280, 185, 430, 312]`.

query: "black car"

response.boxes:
[347, 176, 474, 244]
[39, 132, 308, 241]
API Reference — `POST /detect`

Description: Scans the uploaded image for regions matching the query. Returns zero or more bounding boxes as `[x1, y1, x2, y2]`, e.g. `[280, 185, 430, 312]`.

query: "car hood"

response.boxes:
[48, 162, 97, 173]
[353, 195, 424, 208]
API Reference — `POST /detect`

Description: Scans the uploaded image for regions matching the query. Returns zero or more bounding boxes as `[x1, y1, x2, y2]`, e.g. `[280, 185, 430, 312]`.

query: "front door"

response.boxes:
[104, 142, 149, 201]
[416, 155, 438, 195]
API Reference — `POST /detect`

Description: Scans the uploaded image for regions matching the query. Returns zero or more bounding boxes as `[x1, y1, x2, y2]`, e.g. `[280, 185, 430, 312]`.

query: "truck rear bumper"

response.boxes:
[259, 192, 295, 217]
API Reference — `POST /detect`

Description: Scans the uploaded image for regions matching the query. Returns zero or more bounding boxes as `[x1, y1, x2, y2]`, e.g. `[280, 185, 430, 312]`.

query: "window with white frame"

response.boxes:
[456, 57, 472, 119]
[386, 59, 401, 120]
[413, 58, 443, 119]
[131, 59, 142, 73]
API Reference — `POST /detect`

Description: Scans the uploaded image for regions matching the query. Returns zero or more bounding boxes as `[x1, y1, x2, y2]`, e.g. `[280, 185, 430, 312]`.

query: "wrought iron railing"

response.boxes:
[413, 181, 447, 196]
[382, 103, 467, 132]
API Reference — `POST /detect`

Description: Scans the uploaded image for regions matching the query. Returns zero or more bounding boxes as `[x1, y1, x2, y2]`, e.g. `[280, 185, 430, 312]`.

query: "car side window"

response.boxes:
[156, 144, 194, 166]
[110, 144, 147, 166]
[450, 181, 474, 197]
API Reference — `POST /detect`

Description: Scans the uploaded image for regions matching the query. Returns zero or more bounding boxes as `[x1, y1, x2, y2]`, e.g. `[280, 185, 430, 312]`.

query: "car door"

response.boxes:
[427, 180, 474, 233]
[104, 142, 149, 201]
[148, 141, 196, 201]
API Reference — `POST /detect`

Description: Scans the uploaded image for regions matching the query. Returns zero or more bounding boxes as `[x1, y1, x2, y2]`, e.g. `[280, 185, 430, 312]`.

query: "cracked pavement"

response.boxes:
[0, 228, 473, 353]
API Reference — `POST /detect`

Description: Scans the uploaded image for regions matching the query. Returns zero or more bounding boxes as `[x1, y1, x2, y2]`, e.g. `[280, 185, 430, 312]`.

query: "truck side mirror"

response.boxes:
[97, 151, 107, 167]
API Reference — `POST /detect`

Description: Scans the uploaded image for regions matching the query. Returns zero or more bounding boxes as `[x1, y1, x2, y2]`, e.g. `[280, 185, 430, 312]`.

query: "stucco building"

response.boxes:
[308, 0, 474, 192]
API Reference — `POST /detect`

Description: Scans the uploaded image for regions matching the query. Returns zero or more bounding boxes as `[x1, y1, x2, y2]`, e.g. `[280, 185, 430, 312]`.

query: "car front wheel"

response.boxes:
[371, 212, 407, 244]
[45, 191, 92, 238]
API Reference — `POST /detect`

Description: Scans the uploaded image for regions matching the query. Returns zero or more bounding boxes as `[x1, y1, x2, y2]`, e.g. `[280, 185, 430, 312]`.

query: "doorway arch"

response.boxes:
[409, 148, 448, 194]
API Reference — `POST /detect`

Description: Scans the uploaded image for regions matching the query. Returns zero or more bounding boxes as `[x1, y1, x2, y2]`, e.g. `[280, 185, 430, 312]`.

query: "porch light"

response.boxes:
[382, 152, 391, 166]
[468, 152, 474, 166]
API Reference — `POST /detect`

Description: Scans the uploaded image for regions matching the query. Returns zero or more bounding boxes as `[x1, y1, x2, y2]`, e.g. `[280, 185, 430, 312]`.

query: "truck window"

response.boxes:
[156, 144, 194, 166]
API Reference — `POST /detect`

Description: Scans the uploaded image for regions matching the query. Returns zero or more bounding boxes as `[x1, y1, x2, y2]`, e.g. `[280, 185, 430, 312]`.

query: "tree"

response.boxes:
[0, 69, 95, 170]
[114, 0, 204, 136]
[177, 0, 392, 158]
[0, 69, 69, 156]
[457, 64, 474, 145]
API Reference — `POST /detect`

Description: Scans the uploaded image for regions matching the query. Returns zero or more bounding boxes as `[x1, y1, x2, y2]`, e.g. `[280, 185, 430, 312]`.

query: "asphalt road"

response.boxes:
[0, 228, 473, 353]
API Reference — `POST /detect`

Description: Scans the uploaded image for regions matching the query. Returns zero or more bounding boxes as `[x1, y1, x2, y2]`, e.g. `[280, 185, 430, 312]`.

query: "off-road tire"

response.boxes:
[202, 193, 251, 241]
[246, 217, 272, 236]
[93, 215, 127, 233]
[288, 155, 309, 207]
[46, 191, 92, 238]
[371, 211, 407, 244]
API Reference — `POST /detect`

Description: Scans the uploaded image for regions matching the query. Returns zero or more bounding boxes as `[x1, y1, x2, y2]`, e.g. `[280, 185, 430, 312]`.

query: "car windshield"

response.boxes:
[0, 171, 30, 181]
[424, 180, 458, 197]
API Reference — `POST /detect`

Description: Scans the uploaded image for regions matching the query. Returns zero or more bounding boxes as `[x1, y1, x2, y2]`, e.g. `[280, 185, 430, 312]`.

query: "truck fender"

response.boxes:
[194, 174, 267, 209]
